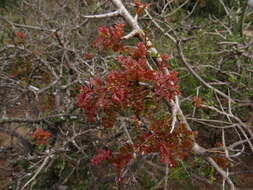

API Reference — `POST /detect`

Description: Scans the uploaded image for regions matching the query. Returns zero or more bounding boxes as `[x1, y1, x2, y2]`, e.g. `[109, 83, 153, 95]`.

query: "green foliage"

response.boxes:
[139, 173, 156, 188]
[0, 0, 21, 9]
[193, 157, 216, 183]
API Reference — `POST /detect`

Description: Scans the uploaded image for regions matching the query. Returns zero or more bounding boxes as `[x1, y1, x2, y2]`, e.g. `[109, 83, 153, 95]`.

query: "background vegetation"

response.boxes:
[0, 0, 252, 189]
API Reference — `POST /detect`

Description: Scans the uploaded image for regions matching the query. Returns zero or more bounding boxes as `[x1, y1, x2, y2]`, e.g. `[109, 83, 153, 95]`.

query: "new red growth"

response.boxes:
[15, 31, 26, 39]
[78, 24, 191, 175]
[91, 149, 112, 166]
[31, 128, 52, 145]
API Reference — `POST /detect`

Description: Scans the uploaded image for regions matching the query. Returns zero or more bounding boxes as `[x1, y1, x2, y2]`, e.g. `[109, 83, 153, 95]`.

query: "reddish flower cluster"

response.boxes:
[90, 149, 112, 166]
[31, 128, 52, 145]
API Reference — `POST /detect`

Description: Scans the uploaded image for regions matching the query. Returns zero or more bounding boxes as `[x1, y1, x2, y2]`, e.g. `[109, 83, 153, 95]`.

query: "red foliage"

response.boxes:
[112, 153, 133, 172]
[159, 143, 176, 167]
[78, 43, 179, 121]
[78, 24, 192, 175]
[131, 42, 147, 58]
[31, 128, 52, 145]
[91, 149, 112, 166]
[15, 31, 26, 39]
[77, 77, 107, 122]
[135, 120, 193, 167]
[193, 96, 202, 108]
[213, 156, 230, 168]
[160, 54, 170, 69]
[153, 71, 180, 101]
[134, 0, 150, 15]
[83, 53, 95, 60]
[95, 23, 125, 52]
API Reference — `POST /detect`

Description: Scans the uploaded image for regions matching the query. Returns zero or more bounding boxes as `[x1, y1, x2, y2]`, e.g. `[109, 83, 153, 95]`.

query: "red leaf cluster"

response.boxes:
[131, 42, 147, 58]
[160, 54, 170, 69]
[90, 149, 112, 166]
[159, 143, 176, 167]
[83, 53, 95, 60]
[112, 153, 133, 172]
[31, 128, 52, 145]
[135, 121, 193, 167]
[95, 23, 125, 52]
[78, 34, 179, 123]
[78, 77, 106, 122]
[15, 31, 26, 39]
[78, 24, 189, 174]
[134, 0, 150, 15]
[193, 96, 202, 108]
[154, 71, 180, 101]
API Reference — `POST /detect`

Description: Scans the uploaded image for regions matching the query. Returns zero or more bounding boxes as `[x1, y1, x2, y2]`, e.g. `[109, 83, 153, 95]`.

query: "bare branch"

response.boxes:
[206, 157, 235, 190]
[21, 154, 52, 190]
[83, 10, 121, 19]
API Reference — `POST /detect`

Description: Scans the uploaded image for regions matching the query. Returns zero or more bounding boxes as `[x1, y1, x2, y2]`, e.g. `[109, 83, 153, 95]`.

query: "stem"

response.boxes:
[238, 0, 248, 37]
